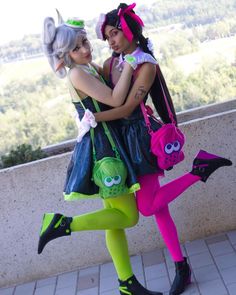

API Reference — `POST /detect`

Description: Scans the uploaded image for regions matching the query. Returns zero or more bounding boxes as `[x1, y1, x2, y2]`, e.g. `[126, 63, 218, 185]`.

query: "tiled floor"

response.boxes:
[1, 230, 236, 295]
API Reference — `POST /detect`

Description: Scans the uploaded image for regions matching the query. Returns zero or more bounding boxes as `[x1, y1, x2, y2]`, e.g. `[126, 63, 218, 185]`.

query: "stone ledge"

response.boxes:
[42, 99, 236, 157]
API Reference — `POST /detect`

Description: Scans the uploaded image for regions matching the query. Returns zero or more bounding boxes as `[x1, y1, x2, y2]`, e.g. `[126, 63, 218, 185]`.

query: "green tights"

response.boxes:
[70, 193, 139, 280]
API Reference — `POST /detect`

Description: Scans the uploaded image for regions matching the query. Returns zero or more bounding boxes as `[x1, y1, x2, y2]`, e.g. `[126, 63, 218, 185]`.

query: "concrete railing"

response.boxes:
[42, 99, 236, 157]
[177, 98, 236, 123]
[0, 107, 235, 288]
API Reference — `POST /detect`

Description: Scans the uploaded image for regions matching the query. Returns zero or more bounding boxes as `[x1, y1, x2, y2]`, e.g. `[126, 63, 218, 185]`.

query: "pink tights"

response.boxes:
[136, 173, 200, 262]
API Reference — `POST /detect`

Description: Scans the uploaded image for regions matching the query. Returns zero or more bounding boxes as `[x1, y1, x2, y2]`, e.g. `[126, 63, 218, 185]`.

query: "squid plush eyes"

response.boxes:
[173, 141, 181, 152]
[164, 143, 174, 155]
[104, 177, 114, 187]
[164, 141, 181, 154]
[104, 175, 122, 187]
[113, 175, 121, 185]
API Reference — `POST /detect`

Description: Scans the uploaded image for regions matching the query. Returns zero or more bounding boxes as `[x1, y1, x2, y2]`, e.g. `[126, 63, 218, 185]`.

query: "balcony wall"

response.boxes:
[0, 103, 235, 288]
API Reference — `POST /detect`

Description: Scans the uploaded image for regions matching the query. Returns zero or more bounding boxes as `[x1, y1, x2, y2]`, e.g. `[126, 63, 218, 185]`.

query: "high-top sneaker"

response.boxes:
[38, 213, 72, 254]
[191, 150, 232, 182]
[119, 275, 163, 295]
[169, 257, 191, 295]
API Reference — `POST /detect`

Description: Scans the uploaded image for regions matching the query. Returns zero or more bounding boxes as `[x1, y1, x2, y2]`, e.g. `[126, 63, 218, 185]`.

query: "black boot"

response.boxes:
[119, 275, 163, 295]
[38, 213, 72, 254]
[191, 150, 232, 182]
[169, 257, 191, 295]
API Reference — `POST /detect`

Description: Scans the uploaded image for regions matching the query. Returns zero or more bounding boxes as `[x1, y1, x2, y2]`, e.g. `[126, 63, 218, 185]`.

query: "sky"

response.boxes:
[0, 0, 156, 45]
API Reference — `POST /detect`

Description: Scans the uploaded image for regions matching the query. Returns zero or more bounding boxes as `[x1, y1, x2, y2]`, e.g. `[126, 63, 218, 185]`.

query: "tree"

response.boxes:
[0, 144, 46, 168]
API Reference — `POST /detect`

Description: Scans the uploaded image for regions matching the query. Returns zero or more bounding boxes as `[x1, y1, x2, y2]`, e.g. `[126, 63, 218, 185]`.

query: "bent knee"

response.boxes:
[137, 204, 153, 217]
[127, 211, 139, 227]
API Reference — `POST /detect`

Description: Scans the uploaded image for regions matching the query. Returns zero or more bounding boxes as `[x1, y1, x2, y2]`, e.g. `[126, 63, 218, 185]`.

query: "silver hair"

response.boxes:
[42, 16, 86, 78]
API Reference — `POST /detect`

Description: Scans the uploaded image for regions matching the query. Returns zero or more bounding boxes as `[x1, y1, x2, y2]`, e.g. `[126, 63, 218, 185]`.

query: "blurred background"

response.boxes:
[0, 0, 235, 163]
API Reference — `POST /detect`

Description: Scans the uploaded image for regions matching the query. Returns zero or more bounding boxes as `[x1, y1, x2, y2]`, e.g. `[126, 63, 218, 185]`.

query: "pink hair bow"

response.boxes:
[117, 3, 144, 42]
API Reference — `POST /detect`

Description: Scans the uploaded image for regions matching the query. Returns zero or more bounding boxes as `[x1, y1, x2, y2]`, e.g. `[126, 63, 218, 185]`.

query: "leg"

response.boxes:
[103, 196, 163, 294]
[137, 174, 183, 260]
[137, 175, 191, 294]
[71, 193, 138, 231]
[38, 193, 138, 254]
[153, 173, 200, 211]
[137, 173, 200, 214]
[103, 196, 136, 281]
[155, 206, 191, 295]
[136, 173, 160, 216]
[136, 174, 196, 259]
[105, 229, 133, 281]
[137, 150, 232, 213]
[154, 206, 183, 262]
[154, 149, 233, 211]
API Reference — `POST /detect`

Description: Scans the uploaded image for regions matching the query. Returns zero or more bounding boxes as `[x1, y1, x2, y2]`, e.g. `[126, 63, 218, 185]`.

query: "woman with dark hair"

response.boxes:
[93, 3, 232, 295]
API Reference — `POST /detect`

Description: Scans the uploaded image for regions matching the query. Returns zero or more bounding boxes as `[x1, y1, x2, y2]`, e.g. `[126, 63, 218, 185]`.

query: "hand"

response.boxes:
[124, 49, 157, 70]
[76, 109, 97, 142]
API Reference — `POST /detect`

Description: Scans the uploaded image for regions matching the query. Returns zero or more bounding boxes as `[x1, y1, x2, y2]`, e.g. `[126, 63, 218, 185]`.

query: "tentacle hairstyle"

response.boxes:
[42, 10, 86, 78]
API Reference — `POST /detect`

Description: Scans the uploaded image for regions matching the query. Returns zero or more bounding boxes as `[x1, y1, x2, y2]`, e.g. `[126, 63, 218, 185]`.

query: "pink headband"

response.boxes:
[117, 3, 144, 42]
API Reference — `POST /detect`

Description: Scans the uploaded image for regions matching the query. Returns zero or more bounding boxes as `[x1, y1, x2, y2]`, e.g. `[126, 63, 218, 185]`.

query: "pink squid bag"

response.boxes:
[140, 83, 185, 171]
[150, 121, 185, 170]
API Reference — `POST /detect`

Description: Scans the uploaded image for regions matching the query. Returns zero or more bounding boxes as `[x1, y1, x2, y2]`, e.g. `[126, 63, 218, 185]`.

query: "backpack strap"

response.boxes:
[67, 65, 121, 162]
[91, 99, 121, 160]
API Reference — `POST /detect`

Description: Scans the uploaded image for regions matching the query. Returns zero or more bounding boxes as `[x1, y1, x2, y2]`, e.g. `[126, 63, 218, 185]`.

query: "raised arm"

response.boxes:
[94, 62, 156, 122]
[69, 62, 133, 107]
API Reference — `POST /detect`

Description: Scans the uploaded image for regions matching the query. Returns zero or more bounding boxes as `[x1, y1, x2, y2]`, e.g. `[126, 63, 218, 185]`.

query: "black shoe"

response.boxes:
[191, 150, 232, 182]
[119, 275, 163, 295]
[169, 257, 191, 295]
[38, 213, 72, 254]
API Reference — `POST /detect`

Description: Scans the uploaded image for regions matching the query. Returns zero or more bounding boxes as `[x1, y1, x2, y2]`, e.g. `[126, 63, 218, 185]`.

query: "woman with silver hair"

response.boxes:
[38, 13, 163, 295]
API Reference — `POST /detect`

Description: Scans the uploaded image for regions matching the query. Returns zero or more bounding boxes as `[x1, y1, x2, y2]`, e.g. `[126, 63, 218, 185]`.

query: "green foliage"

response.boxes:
[149, 0, 235, 28]
[159, 31, 200, 60]
[0, 144, 47, 169]
[0, 67, 77, 157]
[165, 58, 236, 112]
